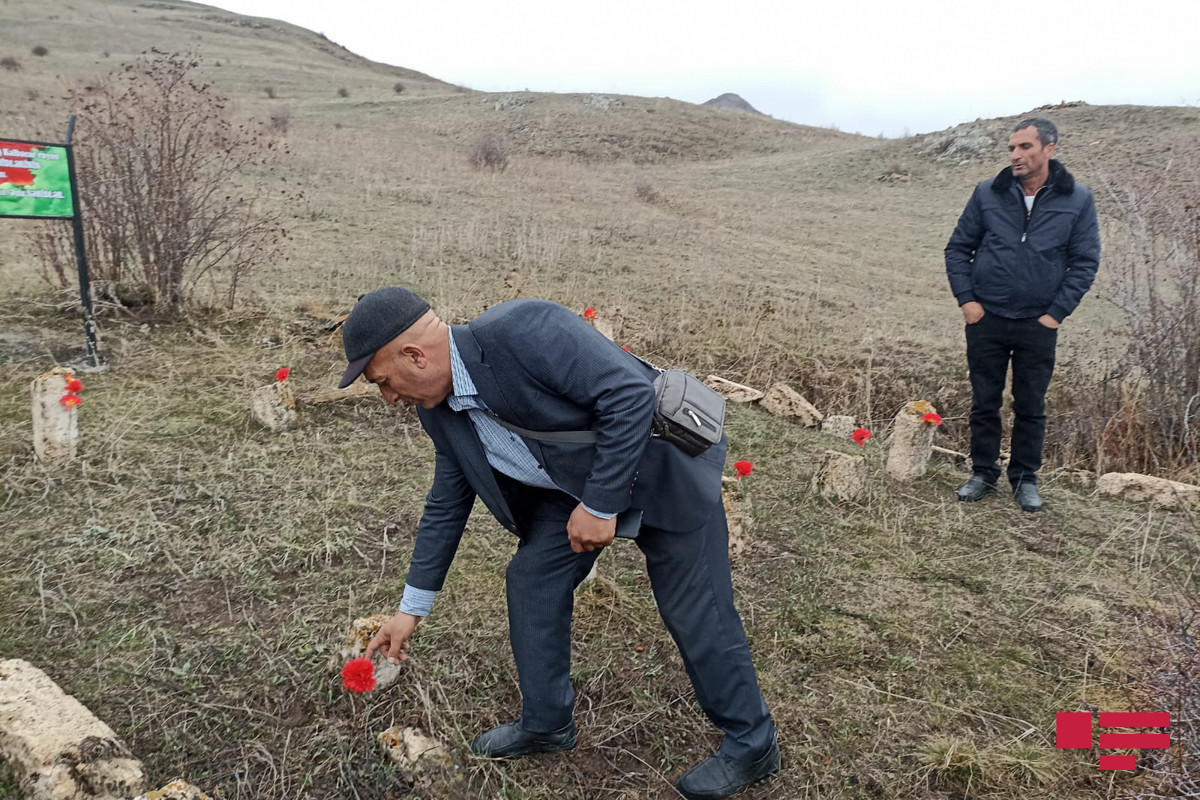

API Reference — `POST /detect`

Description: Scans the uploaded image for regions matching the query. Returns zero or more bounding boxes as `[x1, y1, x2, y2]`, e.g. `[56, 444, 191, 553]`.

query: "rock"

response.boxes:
[583, 94, 622, 110]
[135, 780, 211, 800]
[0, 659, 145, 799]
[32, 368, 79, 464]
[813, 450, 866, 502]
[578, 560, 599, 587]
[335, 615, 402, 691]
[250, 381, 297, 431]
[722, 477, 751, 557]
[1097, 473, 1200, 509]
[378, 726, 451, 772]
[705, 376, 764, 404]
[885, 401, 940, 481]
[761, 384, 823, 427]
[820, 415, 856, 440]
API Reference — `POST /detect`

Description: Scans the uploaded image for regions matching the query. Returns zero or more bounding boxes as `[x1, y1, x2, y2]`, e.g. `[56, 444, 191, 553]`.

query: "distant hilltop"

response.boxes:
[702, 93, 763, 114]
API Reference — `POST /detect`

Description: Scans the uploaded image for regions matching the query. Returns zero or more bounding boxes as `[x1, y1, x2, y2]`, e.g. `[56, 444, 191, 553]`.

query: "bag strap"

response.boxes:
[481, 348, 664, 444]
[485, 411, 599, 444]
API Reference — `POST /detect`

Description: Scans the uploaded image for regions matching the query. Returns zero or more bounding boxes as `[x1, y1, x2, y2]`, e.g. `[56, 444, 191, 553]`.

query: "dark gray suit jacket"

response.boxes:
[404, 299, 727, 592]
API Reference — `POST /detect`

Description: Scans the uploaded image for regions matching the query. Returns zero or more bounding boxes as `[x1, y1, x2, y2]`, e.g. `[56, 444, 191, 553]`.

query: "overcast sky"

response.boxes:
[206, 0, 1200, 137]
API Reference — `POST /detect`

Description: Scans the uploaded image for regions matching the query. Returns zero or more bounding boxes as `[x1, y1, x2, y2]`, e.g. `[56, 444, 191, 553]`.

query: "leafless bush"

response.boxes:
[31, 45, 48, 56]
[337, 87, 349, 98]
[1, 56, 20, 71]
[1059, 165, 1200, 476]
[469, 133, 509, 172]
[269, 109, 291, 133]
[33, 50, 290, 311]
[393, 82, 405, 94]
[264, 85, 275, 99]
[634, 178, 660, 204]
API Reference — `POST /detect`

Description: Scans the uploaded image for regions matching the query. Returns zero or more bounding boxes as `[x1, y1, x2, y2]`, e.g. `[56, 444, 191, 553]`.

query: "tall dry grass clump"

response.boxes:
[33, 50, 291, 311]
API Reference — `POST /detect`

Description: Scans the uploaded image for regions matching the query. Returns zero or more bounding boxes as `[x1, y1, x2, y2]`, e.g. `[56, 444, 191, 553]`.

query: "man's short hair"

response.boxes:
[1013, 118, 1058, 147]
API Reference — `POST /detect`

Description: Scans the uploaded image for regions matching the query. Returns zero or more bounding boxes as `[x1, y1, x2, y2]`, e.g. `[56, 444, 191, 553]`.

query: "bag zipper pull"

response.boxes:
[685, 409, 702, 427]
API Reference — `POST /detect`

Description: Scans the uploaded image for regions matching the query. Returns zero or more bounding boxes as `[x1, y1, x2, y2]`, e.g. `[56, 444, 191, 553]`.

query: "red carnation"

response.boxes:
[275, 367, 290, 382]
[734, 460, 753, 478]
[922, 412, 943, 426]
[852, 427, 871, 446]
[620, 345, 631, 352]
[340, 657, 376, 692]
[60, 393, 82, 408]
[583, 307, 597, 320]
[65, 377, 83, 393]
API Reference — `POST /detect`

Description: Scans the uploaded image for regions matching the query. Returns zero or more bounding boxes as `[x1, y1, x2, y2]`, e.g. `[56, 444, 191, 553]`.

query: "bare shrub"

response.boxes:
[1, 56, 20, 71]
[469, 133, 509, 172]
[33, 50, 290, 311]
[264, 86, 275, 99]
[634, 178, 660, 204]
[1050, 166, 1200, 477]
[337, 87, 349, 98]
[269, 109, 291, 133]
[393, 81, 405, 94]
[31, 45, 48, 56]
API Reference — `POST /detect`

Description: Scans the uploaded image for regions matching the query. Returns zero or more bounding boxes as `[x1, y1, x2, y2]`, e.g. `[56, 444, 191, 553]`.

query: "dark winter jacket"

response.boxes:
[945, 160, 1101, 321]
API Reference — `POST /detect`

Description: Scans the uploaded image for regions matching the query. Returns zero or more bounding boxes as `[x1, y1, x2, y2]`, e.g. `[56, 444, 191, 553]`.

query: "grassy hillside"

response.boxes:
[1, 2, 1197, 799]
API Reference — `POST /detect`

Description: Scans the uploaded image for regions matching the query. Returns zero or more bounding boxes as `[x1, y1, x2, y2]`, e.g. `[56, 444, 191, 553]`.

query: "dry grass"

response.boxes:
[2, 303, 1198, 799]
[2, 2, 1200, 798]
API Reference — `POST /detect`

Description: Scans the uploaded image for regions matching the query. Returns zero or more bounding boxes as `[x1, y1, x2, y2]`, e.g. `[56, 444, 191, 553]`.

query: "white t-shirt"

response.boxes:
[1025, 194, 1036, 213]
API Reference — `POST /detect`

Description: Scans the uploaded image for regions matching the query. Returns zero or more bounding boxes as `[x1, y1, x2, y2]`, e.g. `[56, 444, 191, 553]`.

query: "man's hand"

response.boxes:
[961, 301, 985, 324]
[567, 504, 617, 553]
[1037, 314, 1061, 329]
[365, 612, 421, 665]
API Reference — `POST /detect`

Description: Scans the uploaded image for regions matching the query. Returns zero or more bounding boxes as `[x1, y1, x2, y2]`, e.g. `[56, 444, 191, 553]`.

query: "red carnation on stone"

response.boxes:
[922, 412, 943, 426]
[275, 367, 290, 382]
[65, 377, 83, 393]
[583, 307, 597, 320]
[852, 427, 871, 446]
[734, 460, 753, 478]
[60, 393, 82, 408]
[340, 657, 375, 692]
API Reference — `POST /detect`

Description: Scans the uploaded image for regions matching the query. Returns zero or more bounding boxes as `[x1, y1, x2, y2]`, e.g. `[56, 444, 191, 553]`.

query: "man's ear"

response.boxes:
[400, 342, 426, 367]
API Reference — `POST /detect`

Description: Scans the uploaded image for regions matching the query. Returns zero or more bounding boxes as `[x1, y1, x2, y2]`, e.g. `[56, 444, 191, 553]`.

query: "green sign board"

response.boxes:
[0, 139, 75, 219]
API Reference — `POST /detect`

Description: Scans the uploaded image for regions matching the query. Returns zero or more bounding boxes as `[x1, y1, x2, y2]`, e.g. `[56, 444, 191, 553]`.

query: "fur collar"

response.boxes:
[991, 159, 1075, 195]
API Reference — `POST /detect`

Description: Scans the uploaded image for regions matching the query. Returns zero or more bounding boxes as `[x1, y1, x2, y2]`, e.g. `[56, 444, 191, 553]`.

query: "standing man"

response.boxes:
[342, 288, 778, 800]
[945, 118, 1101, 512]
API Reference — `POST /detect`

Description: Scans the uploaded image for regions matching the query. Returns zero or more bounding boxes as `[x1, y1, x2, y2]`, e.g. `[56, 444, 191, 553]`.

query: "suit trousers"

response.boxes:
[965, 313, 1058, 487]
[502, 483, 775, 760]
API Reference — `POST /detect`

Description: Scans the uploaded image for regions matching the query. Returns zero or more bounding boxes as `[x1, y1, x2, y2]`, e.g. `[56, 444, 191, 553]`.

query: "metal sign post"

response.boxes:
[0, 117, 98, 367]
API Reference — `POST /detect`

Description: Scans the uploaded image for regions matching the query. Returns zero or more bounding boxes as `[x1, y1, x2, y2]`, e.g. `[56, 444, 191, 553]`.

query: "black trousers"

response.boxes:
[965, 313, 1058, 487]
[500, 482, 775, 760]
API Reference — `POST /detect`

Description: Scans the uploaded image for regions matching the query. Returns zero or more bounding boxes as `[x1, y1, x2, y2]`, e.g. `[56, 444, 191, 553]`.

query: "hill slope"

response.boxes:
[0, 4, 1197, 799]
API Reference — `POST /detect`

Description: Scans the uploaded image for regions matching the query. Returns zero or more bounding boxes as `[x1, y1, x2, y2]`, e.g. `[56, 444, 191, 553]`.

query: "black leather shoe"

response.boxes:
[956, 474, 997, 502]
[676, 736, 781, 800]
[1014, 483, 1043, 512]
[468, 719, 576, 759]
